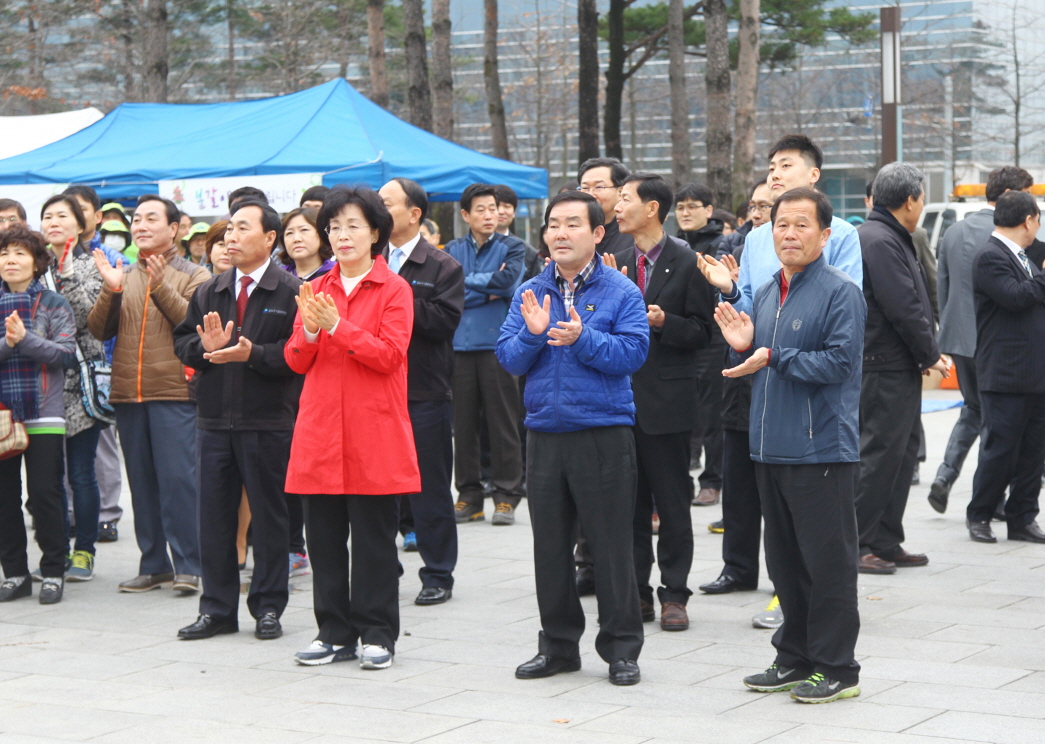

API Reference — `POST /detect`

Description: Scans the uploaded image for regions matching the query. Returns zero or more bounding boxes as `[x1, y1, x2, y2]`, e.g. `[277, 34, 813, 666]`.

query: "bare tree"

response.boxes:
[431, 0, 453, 140]
[732, 0, 759, 204]
[143, 0, 169, 102]
[402, 0, 432, 131]
[667, 0, 689, 187]
[577, 0, 600, 163]
[367, 0, 389, 107]
[703, 0, 731, 210]
[484, 0, 510, 159]
[226, 0, 236, 100]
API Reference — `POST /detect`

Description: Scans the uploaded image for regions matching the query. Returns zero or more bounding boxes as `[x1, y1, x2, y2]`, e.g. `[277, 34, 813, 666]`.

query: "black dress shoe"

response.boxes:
[967, 519, 997, 543]
[255, 612, 282, 640]
[415, 587, 452, 605]
[609, 659, 640, 686]
[576, 574, 595, 597]
[515, 654, 582, 679]
[178, 614, 239, 640]
[1009, 521, 1045, 543]
[927, 478, 950, 513]
[699, 574, 757, 594]
[640, 600, 656, 623]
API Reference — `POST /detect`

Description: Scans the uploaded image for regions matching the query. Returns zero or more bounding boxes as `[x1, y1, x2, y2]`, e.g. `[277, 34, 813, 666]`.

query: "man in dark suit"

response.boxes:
[378, 178, 465, 603]
[967, 191, 1045, 544]
[578, 157, 633, 256]
[608, 172, 715, 631]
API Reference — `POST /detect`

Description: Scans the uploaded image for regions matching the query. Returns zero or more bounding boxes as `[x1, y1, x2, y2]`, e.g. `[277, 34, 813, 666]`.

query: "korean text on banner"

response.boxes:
[158, 173, 323, 217]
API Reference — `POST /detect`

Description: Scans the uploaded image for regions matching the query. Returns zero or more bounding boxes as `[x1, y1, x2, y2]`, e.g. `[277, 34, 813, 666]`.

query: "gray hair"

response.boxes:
[871, 162, 925, 210]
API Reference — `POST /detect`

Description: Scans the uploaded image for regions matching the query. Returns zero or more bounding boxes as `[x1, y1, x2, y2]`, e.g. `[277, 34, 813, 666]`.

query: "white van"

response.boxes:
[919, 198, 1045, 256]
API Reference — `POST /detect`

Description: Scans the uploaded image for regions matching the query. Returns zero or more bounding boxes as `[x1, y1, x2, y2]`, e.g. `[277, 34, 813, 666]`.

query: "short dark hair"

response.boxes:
[557, 180, 579, 194]
[179, 210, 192, 222]
[460, 183, 497, 213]
[421, 218, 439, 236]
[865, 182, 873, 199]
[749, 178, 768, 201]
[278, 207, 332, 265]
[768, 134, 824, 170]
[736, 202, 750, 220]
[993, 191, 1040, 228]
[205, 220, 228, 255]
[231, 199, 282, 246]
[674, 183, 714, 208]
[0, 199, 26, 221]
[63, 184, 101, 212]
[300, 185, 330, 206]
[41, 194, 87, 235]
[578, 157, 630, 187]
[543, 191, 605, 231]
[136, 194, 180, 225]
[713, 209, 737, 231]
[394, 177, 429, 221]
[986, 166, 1033, 203]
[623, 172, 673, 224]
[228, 186, 268, 211]
[770, 187, 833, 231]
[0, 225, 52, 278]
[493, 184, 518, 209]
[320, 186, 393, 257]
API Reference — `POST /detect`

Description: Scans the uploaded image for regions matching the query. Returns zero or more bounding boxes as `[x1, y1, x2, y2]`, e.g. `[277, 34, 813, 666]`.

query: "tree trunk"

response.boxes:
[731, 0, 759, 205]
[403, 0, 433, 132]
[577, 0, 600, 164]
[603, 0, 626, 159]
[26, 10, 39, 114]
[120, 0, 136, 101]
[484, 0, 510, 159]
[227, 0, 236, 100]
[431, 0, 453, 140]
[667, 0, 689, 188]
[367, 0, 388, 108]
[143, 0, 168, 102]
[703, 0, 732, 210]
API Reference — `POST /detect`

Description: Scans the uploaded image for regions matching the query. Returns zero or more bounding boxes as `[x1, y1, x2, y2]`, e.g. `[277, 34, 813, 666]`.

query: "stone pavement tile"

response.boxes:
[256, 674, 458, 711]
[999, 671, 1045, 693]
[93, 718, 318, 744]
[919, 550, 1045, 570]
[0, 702, 150, 741]
[99, 686, 314, 726]
[888, 603, 1042, 628]
[613, 655, 733, 686]
[672, 642, 778, 670]
[861, 657, 1029, 688]
[865, 681, 1045, 718]
[560, 676, 755, 714]
[906, 710, 1045, 743]
[414, 719, 649, 744]
[721, 692, 941, 732]
[966, 579, 1045, 599]
[925, 624, 1045, 648]
[861, 586, 1026, 610]
[755, 722, 972, 744]
[0, 649, 168, 681]
[401, 639, 545, 668]
[859, 617, 953, 639]
[0, 674, 164, 706]
[112, 660, 308, 693]
[0, 626, 169, 655]
[573, 706, 794, 743]
[409, 689, 624, 728]
[264, 701, 472, 742]
[1005, 596, 1045, 613]
[854, 634, 988, 663]
[399, 662, 600, 697]
[636, 633, 715, 660]
[401, 618, 538, 647]
[957, 645, 1045, 671]
[120, 636, 303, 667]
[252, 656, 452, 682]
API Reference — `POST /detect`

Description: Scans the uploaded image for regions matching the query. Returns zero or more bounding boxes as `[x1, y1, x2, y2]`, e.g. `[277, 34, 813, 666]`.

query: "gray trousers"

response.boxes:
[96, 424, 123, 522]
[935, 353, 981, 486]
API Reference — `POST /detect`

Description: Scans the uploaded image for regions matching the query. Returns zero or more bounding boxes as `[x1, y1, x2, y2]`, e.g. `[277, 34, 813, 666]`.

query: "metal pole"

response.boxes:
[881, 6, 902, 164]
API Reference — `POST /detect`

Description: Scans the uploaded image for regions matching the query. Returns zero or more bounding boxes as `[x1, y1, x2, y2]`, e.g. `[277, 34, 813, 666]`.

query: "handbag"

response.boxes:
[0, 403, 29, 461]
[75, 343, 115, 425]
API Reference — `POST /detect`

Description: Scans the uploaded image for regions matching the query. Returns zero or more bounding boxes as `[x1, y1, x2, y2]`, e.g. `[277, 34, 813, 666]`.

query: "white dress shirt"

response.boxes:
[991, 230, 1028, 264]
[234, 263, 270, 299]
[389, 232, 422, 273]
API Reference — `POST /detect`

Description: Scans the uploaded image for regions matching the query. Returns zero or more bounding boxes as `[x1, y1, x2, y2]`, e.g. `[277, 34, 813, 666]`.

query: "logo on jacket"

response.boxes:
[792, 319, 802, 331]
[262, 308, 288, 315]
[585, 304, 596, 312]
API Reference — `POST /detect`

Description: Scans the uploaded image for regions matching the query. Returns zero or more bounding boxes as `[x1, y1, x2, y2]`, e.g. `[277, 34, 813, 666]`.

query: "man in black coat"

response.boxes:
[379, 178, 466, 603]
[968, 191, 1045, 544]
[578, 157, 633, 256]
[609, 172, 715, 631]
[855, 164, 949, 576]
[173, 200, 302, 641]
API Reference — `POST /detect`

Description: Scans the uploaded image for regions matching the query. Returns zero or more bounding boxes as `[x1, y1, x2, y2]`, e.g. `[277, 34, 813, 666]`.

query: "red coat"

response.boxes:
[284, 256, 420, 496]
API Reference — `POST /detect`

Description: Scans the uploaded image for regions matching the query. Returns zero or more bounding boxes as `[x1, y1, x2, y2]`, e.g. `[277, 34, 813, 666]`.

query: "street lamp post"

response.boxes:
[881, 6, 902, 164]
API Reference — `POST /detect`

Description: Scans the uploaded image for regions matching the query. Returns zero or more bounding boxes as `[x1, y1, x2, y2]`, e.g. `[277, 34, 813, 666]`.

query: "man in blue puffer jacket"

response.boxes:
[716, 188, 866, 705]
[497, 191, 649, 687]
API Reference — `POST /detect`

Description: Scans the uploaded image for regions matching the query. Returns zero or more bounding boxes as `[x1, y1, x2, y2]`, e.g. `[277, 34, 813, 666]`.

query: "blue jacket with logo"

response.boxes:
[496, 259, 649, 433]
[743, 254, 866, 464]
[446, 231, 526, 351]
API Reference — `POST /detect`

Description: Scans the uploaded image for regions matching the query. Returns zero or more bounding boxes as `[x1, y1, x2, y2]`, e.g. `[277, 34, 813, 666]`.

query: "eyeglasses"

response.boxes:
[748, 202, 773, 213]
[324, 224, 371, 237]
[578, 185, 615, 194]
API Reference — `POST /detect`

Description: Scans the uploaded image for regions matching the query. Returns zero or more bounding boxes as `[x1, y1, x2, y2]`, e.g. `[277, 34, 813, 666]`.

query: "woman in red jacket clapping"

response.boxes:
[284, 186, 420, 670]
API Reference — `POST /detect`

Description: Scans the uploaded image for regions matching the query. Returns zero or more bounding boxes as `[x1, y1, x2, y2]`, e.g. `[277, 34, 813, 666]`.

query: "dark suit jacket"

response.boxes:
[384, 237, 465, 401]
[973, 235, 1045, 394]
[614, 235, 715, 434]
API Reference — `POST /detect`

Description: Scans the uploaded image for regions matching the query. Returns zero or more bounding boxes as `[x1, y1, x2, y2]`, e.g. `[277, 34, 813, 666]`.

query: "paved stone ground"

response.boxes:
[2, 389, 1045, 743]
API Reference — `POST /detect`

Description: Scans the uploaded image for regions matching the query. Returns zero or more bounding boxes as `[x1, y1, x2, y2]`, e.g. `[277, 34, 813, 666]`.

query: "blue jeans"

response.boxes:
[66, 423, 103, 554]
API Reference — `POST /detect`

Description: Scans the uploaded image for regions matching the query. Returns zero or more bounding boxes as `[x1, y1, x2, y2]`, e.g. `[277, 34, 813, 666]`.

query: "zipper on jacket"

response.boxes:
[807, 398, 813, 439]
[759, 294, 784, 459]
[137, 282, 151, 402]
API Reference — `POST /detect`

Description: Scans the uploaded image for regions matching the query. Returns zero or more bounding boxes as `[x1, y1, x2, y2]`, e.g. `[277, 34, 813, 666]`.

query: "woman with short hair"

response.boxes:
[205, 220, 231, 275]
[280, 208, 334, 281]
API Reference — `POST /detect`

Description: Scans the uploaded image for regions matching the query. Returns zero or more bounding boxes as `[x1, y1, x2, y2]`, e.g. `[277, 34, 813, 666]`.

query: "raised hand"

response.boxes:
[646, 304, 665, 328]
[722, 253, 740, 283]
[697, 253, 735, 293]
[722, 347, 770, 378]
[203, 336, 252, 364]
[145, 253, 167, 290]
[295, 282, 320, 334]
[547, 305, 583, 346]
[714, 301, 754, 352]
[520, 289, 551, 336]
[196, 311, 233, 353]
[92, 250, 124, 291]
[600, 252, 628, 277]
[4, 311, 25, 348]
[306, 292, 340, 333]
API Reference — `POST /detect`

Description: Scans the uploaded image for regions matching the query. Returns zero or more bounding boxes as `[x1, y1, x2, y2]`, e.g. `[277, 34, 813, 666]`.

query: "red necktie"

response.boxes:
[637, 254, 648, 295]
[237, 276, 253, 328]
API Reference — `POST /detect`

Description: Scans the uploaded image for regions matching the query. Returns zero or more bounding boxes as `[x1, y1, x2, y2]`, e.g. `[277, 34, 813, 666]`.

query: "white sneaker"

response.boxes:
[360, 644, 393, 669]
[294, 640, 357, 666]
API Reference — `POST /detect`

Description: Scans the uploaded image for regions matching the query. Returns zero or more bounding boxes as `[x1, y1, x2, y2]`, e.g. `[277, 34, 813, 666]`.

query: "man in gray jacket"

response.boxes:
[930, 166, 1034, 512]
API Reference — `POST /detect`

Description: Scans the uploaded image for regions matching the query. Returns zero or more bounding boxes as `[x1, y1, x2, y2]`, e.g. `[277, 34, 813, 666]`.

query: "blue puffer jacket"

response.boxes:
[446, 232, 526, 351]
[743, 254, 866, 464]
[497, 259, 649, 433]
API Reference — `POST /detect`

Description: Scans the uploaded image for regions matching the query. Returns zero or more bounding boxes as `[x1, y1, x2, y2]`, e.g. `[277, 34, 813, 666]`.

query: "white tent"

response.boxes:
[0, 108, 104, 160]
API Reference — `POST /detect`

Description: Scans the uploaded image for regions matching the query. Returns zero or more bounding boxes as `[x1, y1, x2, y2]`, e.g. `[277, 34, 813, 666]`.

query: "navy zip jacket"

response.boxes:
[742, 254, 866, 464]
[496, 258, 649, 433]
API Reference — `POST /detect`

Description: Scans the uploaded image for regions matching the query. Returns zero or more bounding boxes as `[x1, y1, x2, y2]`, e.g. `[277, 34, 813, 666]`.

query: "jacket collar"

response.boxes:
[536, 251, 606, 291]
[868, 205, 915, 249]
[382, 235, 434, 267]
[215, 260, 284, 294]
[773, 252, 826, 291]
[316, 255, 395, 295]
[136, 244, 180, 269]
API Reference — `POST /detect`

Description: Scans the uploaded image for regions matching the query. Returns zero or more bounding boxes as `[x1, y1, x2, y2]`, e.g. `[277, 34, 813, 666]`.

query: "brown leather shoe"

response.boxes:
[858, 554, 897, 575]
[877, 548, 929, 567]
[118, 573, 175, 593]
[660, 602, 689, 631]
[640, 600, 656, 623]
[693, 488, 720, 506]
[172, 575, 200, 593]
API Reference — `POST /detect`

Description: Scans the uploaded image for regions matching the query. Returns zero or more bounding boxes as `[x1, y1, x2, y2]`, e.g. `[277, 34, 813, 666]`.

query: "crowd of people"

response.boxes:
[0, 130, 1042, 705]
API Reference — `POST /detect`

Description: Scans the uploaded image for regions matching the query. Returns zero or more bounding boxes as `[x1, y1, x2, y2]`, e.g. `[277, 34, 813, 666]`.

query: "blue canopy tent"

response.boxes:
[0, 79, 547, 202]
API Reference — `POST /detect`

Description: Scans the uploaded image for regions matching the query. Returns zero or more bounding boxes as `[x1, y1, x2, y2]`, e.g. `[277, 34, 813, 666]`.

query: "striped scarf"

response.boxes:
[0, 279, 44, 422]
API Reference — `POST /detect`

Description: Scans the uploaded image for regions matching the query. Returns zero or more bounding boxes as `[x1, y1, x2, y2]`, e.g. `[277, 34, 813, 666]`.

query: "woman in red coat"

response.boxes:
[284, 186, 420, 669]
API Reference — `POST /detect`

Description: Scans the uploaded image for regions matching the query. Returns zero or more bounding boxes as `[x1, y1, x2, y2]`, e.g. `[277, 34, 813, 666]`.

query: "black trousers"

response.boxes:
[633, 427, 694, 605]
[197, 429, 291, 620]
[528, 426, 643, 663]
[406, 400, 458, 589]
[305, 493, 400, 652]
[287, 492, 305, 555]
[452, 351, 523, 508]
[720, 427, 762, 587]
[936, 354, 982, 486]
[0, 433, 66, 579]
[855, 369, 921, 556]
[756, 461, 861, 685]
[968, 391, 1045, 528]
[693, 341, 726, 490]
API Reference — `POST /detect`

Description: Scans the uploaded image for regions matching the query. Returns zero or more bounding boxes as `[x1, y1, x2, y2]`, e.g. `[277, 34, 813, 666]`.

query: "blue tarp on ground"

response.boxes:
[0, 79, 548, 202]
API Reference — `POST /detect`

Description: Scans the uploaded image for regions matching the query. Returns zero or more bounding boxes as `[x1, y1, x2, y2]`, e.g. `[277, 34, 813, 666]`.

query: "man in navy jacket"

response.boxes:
[497, 191, 649, 686]
[716, 188, 866, 704]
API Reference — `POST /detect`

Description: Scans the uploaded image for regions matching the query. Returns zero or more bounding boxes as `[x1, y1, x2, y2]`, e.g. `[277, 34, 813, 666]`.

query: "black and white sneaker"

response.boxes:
[790, 673, 861, 703]
[360, 644, 393, 669]
[0, 576, 31, 602]
[39, 577, 64, 605]
[743, 664, 808, 692]
[294, 640, 357, 666]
